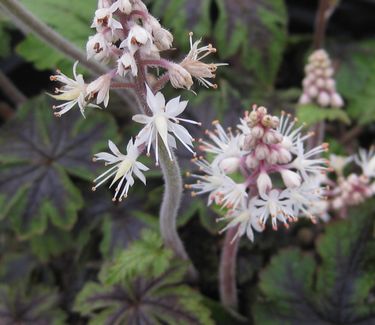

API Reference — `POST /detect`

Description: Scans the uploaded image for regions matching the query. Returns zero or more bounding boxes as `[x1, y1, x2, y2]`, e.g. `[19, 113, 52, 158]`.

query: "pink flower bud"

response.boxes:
[251, 125, 264, 139]
[316, 78, 325, 88]
[277, 148, 292, 164]
[317, 91, 330, 107]
[219, 157, 240, 174]
[331, 93, 344, 108]
[307, 85, 318, 98]
[299, 93, 311, 105]
[246, 155, 259, 169]
[257, 172, 272, 195]
[255, 143, 269, 160]
[325, 78, 336, 90]
[280, 169, 301, 188]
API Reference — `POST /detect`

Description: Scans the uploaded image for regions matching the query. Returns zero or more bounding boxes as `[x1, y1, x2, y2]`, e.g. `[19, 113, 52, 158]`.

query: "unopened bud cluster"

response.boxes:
[327, 149, 375, 211]
[49, 0, 224, 202]
[299, 49, 344, 108]
[187, 105, 329, 242]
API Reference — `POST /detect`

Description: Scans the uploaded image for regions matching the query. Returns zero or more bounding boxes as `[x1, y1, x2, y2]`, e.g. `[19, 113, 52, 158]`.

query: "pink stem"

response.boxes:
[141, 58, 171, 69]
[153, 73, 171, 92]
[111, 82, 136, 89]
[219, 227, 240, 310]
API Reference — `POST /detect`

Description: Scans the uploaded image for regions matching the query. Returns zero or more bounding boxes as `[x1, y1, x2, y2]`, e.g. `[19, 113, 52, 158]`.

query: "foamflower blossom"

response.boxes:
[50, 61, 98, 117]
[180, 32, 227, 89]
[218, 200, 264, 243]
[93, 139, 149, 201]
[188, 105, 329, 241]
[299, 49, 344, 108]
[133, 85, 200, 164]
[49, 0, 224, 203]
[325, 148, 375, 213]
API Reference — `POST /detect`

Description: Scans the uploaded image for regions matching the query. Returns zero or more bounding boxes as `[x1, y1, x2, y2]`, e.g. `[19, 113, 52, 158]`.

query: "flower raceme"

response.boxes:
[50, 0, 224, 117]
[48, 0, 224, 201]
[325, 148, 375, 212]
[187, 105, 330, 242]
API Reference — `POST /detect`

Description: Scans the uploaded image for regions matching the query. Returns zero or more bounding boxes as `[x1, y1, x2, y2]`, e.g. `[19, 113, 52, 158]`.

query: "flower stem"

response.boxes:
[158, 144, 197, 278]
[132, 55, 196, 279]
[1, 0, 137, 112]
[219, 227, 240, 310]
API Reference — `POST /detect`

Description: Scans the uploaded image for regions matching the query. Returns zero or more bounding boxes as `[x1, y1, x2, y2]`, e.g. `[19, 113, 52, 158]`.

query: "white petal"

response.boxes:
[108, 140, 122, 156]
[133, 167, 146, 184]
[132, 114, 151, 124]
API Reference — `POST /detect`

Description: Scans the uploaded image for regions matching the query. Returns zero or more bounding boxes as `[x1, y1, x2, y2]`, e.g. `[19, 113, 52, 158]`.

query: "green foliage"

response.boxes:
[0, 21, 11, 59]
[75, 264, 214, 325]
[214, 0, 287, 90]
[336, 40, 375, 125]
[296, 103, 350, 126]
[16, 0, 96, 70]
[253, 202, 375, 324]
[0, 284, 66, 324]
[105, 229, 173, 284]
[151, 0, 212, 51]
[0, 95, 117, 239]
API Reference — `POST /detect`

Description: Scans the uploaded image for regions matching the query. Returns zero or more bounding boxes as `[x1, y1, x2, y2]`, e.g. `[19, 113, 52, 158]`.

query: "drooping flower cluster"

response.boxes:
[49, 0, 224, 201]
[187, 105, 329, 242]
[299, 49, 344, 108]
[326, 149, 375, 212]
[50, 0, 224, 118]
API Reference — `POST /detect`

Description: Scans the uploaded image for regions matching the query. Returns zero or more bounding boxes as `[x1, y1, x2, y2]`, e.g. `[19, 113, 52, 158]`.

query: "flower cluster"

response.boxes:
[326, 149, 375, 212]
[50, 0, 224, 118]
[187, 105, 329, 242]
[299, 49, 344, 108]
[49, 0, 224, 201]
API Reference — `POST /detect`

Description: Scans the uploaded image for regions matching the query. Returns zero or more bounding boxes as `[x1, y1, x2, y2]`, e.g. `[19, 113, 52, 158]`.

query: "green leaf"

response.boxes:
[0, 95, 117, 239]
[336, 40, 375, 125]
[105, 229, 173, 285]
[253, 201, 375, 324]
[16, 0, 96, 70]
[0, 284, 66, 325]
[296, 104, 350, 126]
[75, 264, 214, 325]
[214, 0, 287, 89]
[151, 0, 212, 51]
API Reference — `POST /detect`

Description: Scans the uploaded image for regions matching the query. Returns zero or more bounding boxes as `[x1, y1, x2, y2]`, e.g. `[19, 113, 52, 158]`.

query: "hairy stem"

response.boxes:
[132, 55, 196, 279]
[219, 227, 240, 310]
[1, 0, 137, 112]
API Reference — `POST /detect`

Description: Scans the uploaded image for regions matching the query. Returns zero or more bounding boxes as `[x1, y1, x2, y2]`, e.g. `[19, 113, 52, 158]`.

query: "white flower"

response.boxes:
[253, 189, 294, 230]
[120, 24, 153, 55]
[86, 33, 114, 63]
[199, 121, 243, 170]
[277, 111, 311, 153]
[286, 180, 326, 221]
[91, 6, 122, 33]
[354, 148, 375, 178]
[132, 85, 199, 164]
[117, 52, 138, 77]
[145, 16, 173, 51]
[290, 139, 329, 180]
[112, 0, 133, 14]
[188, 159, 229, 205]
[218, 200, 264, 242]
[87, 73, 113, 107]
[93, 139, 149, 201]
[219, 182, 248, 210]
[49, 61, 98, 117]
[180, 32, 227, 89]
[168, 63, 193, 90]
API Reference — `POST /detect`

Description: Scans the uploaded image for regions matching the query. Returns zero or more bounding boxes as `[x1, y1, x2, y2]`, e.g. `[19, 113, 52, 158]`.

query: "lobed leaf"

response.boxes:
[0, 95, 117, 239]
